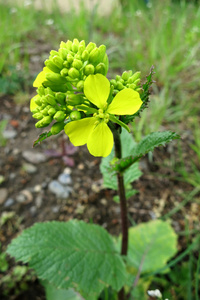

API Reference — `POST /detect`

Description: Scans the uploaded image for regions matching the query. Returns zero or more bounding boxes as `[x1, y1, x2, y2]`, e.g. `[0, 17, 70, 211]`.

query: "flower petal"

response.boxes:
[84, 74, 110, 109]
[33, 67, 52, 87]
[107, 88, 142, 115]
[30, 95, 39, 112]
[64, 117, 96, 146]
[87, 122, 113, 157]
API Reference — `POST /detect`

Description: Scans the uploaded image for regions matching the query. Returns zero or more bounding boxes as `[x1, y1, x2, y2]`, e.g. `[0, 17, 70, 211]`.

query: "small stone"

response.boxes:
[4, 198, 14, 207]
[75, 204, 85, 215]
[0, 188, 8, 205]
[52, 206, 60, 213]
[9, 173, 16, 180]
[48, 180, 69, 199]
[30, 206, 37, 216]
[22, 151, 48, 164]
[63, 167, 72, 175]
[34, 184, 42, 192]
[22, 163, 37, 174]
[13, 148, 20, 155]
[35, 196, 43, 208]
[16, 190, 33, 204]
[58, 173, 72, 186]
[3, 129, 17, 139]
[100, 198, 107, 206]
[78, 163, 84, 170]
[16, 193, 26, 203]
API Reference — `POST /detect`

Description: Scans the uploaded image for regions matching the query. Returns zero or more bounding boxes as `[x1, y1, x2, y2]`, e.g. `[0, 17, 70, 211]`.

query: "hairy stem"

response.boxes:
[113, 129, 128, 300]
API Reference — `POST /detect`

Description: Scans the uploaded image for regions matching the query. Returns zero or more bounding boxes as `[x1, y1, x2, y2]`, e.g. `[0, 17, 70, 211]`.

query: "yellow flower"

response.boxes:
[64, 74, 142, 157]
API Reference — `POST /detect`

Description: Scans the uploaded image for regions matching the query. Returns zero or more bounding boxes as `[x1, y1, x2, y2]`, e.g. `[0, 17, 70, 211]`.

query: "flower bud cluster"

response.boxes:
[110, 70, 142, 95]
[44, 39, 109, 92]
[31, 85, 72, 134]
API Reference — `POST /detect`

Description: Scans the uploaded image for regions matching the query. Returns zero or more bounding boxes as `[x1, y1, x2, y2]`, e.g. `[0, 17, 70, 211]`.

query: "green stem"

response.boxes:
[113, 128, 128, 300]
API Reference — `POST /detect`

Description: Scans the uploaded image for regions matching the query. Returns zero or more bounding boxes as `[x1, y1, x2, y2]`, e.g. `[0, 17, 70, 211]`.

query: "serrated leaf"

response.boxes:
[33, 131, 52, 147]
[127, 220, 177, 273]
[100, 128, 142, 190]
[112, 131, 180, 173]
[7, 220, 126, 299]
[44, 281, 83, 300]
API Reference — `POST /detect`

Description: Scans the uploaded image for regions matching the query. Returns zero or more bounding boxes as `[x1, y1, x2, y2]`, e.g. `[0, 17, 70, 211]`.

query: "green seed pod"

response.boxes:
[66, 40, 73, 50]
[70, 111, 82, 121]
[72, 59, 83, 70]
[60, 68, 69, 77]
[95, 63, 106, 75]
[84, 64, 95, 75]
[76, 80, 84, 91]
[89, 48, 100, 63]
[81, 49, 89, 61]
[55, 92, 66, 105]
[45, 73, 67, 84]
[45, 60, 60, 73]
[37, 86, 45, 96]
[45, 94, 57, 106]
[86, 42, 96, 53]
[50, 121, 65, 135]
[67, 53, 74, 63]
[128, 71, 141, 83]
[48, 107, 57, 116]
[122, 71, 131, 81]
[52, 56, 64, 69]
[68, 67, 80, 79]
[32, 112, 43, 120]
[53, 111, 66, 122]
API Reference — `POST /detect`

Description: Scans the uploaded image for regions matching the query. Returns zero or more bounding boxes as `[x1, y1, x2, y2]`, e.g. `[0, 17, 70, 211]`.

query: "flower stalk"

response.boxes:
[113, 128, 128, 300]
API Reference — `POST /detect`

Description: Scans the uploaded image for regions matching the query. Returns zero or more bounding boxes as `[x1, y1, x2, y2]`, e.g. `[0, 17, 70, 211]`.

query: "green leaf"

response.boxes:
[100, 128, 142, 190]
[44, 281, 82, 300]
[112, 131, 180, 173]
[7, 220, 126, 299]
[127, 220, 177, 273]
[33, 131, 52, 147]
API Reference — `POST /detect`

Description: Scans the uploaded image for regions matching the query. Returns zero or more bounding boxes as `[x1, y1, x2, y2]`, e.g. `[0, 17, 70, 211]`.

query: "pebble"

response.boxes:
[35, 196, 43, 208]
[16, 190, 33, 204]
[4, 198, 15, 207]
[52, 206, 60, 213]
[48, 180, 70, 199]
[33, 184, 42, 193]
[3, 129, 17, 139]
[58, 173, 72, 186]
[30, 206, 37, 216]
[22, 163, 38, 174]
[0, 188, 8, 205]
[22, 151, 48, 164]
[63, 167, 72, 175]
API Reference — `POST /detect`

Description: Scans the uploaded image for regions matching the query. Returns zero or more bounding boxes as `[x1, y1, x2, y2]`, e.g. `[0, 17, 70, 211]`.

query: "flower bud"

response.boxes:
[63, 60, 71, 68]
[32, 112, 43, 120]
[86, 42, 96, 53]
[60, 41, 67, 49]
[52, 55, 64, 69]
[67, 94, 84, 105]
[78, 45, 85, 54]
[84, 64, 95, 75]
[45, 94, 57, 106]
[76, 80, 84, 91]
[34, 96, 42, 106]
[79, 40, 85, 49]
[37, 86, 45, 96]
[127, 83, 136, 89]
[41, 108, 49, 116]
[67, 53, 74, 63]
[60, 68, 69, 77]
[110, 79, 117, 88]
[122, 71, 132, 81]
[72, 42, 79, 53]
[95, 63, 106, 75]
[45, 87, 54, 96]
[36, 116, 52, 128]
[116, 75, 121, 81]
[128, 71, 141, 83]
[70, 111, 82, 121]
[135, 87, 143, 94]
[117, 82, 124, 90]
[68, 67, 80, 79]
[98, 45, 106, 59]
[50, 121, 65, 135]
[48, 107, 57, 116]
[59, 48, 69, 59]
[81, 50, 89, 61]
[55, 92, 66, 105]
[45, 60, 60, 73]
[45, 73, 67, 84]
[53, 111, 66, 122]
[72, 59, 83, 70]
[89, 48, 100, 63]
[66, 40, 73, 50]
[133, 78, 141, 85]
